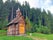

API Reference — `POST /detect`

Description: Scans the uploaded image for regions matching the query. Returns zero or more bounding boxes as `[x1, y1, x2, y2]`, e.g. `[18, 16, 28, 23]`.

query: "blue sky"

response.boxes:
[3, 0, 53, 14]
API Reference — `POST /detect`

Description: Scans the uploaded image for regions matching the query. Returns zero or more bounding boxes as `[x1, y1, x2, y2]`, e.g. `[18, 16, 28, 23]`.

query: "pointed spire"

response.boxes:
[16, 8, 20, 13]
[18, 8, 20, 11]
[16, 8, 22, 17]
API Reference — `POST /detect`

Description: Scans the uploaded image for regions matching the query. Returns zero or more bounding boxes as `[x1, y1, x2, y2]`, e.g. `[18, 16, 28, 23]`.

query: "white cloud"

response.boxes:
[3, 0, 53, 14]
[18, 0, 53, 13]
[3, 0, 7, 2]
[47, 6, 53, 13]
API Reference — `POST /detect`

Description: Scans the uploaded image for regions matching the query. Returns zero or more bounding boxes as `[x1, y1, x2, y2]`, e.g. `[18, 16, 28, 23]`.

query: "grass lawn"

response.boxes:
[1, 30, 53, 40]
[28, 33, 53, 40]
[0, 30, 33, 40]
[0, 36, 33, 40]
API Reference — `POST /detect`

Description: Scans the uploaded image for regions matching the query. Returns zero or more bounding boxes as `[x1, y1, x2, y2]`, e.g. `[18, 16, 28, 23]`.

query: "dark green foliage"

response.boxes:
[0, 0, 53, 34]
[31, 24, 38, 33]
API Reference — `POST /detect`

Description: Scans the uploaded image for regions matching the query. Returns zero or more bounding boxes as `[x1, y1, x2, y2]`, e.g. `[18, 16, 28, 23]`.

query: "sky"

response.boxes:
[3, 0, 53, 14]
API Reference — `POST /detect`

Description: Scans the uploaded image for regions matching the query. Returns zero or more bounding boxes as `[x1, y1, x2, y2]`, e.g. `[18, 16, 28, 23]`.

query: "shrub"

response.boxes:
[31, 24, 51, 34]
[36, 26, 51, 34]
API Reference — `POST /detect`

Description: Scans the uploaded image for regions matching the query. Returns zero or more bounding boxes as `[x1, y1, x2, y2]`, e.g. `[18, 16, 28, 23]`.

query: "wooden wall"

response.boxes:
[7, 23, 25, 35]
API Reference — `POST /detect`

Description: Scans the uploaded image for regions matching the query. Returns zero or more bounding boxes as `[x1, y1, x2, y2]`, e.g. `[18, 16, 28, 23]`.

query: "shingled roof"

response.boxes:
[7, 8, 23, 27]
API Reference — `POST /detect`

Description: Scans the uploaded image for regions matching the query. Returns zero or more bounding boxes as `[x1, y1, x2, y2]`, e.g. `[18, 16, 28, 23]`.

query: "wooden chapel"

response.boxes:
[7, 8, 26, 35]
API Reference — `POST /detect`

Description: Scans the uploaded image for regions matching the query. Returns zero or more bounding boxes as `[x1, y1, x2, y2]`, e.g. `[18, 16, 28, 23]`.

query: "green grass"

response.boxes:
[1, 30, 53, 40]
[28, 33, 53, 40]
[0, 30, 33, 40]
[0, 36, 32, 40]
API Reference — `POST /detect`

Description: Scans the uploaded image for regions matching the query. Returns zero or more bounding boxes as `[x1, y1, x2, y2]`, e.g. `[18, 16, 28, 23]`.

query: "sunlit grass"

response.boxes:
[1, 30, 53, 40]
[0, 36, 33, 40]
[28, 33, 53, 40]
[0, 30, 33, 40]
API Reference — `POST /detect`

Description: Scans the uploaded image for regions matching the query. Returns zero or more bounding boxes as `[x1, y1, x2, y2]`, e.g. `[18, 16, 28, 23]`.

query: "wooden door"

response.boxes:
[19, 23, 25, 34]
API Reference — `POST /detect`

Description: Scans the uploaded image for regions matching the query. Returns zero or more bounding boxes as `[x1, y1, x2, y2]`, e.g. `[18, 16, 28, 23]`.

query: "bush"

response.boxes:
[41, 26, 51, 34]
[25, 17, 32, 32]
[36, 26, 51, 34]
[31, 24, 51, 34]
[31, 24, 38, 33]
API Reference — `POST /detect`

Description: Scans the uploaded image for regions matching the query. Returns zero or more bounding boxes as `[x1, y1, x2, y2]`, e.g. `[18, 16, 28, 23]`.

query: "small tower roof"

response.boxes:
[18, 8, 20, 11]
[16, 8, 20, 12]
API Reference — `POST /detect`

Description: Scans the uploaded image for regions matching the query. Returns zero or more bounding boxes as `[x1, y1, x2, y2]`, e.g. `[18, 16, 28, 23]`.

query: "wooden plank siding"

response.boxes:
[7, 8, 26, 35]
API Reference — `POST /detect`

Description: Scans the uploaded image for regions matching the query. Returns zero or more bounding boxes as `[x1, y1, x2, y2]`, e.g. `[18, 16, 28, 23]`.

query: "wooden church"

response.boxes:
[7, 8, 25, 35]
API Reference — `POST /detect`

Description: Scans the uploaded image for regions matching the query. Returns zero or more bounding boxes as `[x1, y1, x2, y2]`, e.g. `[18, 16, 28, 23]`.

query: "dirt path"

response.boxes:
[26, 35, 47, 40]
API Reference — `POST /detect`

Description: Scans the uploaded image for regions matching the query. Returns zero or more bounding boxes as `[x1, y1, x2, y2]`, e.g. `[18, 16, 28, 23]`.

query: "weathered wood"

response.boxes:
[7, 8, 25, 35]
